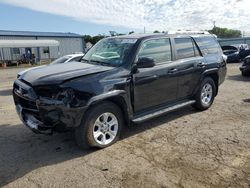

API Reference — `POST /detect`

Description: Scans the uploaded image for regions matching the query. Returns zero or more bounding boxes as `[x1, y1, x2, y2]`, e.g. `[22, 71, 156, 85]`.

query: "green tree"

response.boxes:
[83, 35, 106, 44]
[208, 26, 241, 38]
[83, 35, 92, 43]
[92, 35, 105, 44]
[153, 30, 160, 33]
[129, 31, 135, 35]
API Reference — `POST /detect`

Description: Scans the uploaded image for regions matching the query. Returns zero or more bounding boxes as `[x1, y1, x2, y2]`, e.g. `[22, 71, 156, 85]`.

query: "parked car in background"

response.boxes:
[222, 45, 240, 63]
[222, 44, 250, 63]
[240, 55, 250, 76]
[50, 53, 84, 65]
[13, 34, 226, 149]
[238, 44, 250, 60]
[17, 53, 84, 78]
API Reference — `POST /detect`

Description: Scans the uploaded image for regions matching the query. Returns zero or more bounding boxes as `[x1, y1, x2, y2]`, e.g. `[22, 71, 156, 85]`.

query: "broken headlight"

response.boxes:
[34, 86, 76, 107]
[54, 88, 75, 107]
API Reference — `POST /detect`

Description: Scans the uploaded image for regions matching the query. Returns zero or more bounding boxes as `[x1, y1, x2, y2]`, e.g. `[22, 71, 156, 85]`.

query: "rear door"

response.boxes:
[172, 37, 205, 99]
[193, 36, 226, 84]
[133, 38, 179, 113]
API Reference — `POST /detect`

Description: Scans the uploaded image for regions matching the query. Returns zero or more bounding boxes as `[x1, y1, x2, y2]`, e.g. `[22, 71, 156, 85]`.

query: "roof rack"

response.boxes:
[168, 30, 210, 35]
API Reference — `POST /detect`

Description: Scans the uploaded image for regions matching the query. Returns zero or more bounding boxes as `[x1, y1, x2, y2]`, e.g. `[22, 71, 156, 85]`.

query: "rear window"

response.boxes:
[174, 38, 200, 59]
[194, 36, 221, 55]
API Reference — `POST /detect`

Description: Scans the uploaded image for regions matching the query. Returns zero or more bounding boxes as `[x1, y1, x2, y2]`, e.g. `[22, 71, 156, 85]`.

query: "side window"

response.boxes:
[138, 38, 172, 64]
[194, 37, 221, 55]
[12, 48, 20, 54]
[174, 38, 198, 59]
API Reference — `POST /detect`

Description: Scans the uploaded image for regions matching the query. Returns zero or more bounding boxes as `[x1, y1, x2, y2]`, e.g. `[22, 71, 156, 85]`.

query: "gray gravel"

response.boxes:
[0, 64, 250, 188]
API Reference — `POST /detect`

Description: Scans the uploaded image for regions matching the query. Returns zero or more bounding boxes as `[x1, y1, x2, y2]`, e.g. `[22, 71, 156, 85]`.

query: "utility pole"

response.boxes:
[144, 26, 146, 34]
[242, 30, 245, 38]
[213, 21, 216, 28]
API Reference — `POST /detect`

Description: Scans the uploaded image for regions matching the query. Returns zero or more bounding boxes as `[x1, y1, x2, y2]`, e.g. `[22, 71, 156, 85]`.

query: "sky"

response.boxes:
[0, 0, 250, 36]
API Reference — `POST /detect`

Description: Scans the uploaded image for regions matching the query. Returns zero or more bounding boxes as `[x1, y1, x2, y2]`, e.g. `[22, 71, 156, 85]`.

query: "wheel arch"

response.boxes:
[86, 90, 132, 126]
[202, 69, 219, 96]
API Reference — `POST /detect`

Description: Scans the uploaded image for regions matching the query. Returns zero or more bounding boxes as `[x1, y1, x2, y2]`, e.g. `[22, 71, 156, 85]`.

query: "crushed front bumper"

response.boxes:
[16, 104, 53, 134]
[13, 80, 87, 134]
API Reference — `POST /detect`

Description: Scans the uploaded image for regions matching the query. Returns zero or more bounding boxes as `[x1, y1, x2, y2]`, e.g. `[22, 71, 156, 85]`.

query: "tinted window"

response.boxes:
[174, 38, 198, 59]
[138, 38, 172, 64]
[194, 37, 221, 55]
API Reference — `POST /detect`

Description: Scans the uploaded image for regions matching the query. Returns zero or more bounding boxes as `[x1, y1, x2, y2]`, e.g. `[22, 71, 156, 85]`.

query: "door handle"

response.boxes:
[197, 62, 206, 68]
[168, 68, 178, 74]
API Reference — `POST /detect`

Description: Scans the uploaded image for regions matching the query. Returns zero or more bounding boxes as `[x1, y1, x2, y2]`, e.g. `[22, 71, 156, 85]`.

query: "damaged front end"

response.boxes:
[13, 79, 88, 134]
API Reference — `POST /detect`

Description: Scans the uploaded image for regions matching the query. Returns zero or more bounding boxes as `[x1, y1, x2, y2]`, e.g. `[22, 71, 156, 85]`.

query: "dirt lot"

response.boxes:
[0, 64, 250, 188]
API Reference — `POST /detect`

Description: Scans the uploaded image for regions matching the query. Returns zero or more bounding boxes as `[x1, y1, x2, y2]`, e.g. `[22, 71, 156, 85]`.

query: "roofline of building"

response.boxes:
[0, 30, 83, 38]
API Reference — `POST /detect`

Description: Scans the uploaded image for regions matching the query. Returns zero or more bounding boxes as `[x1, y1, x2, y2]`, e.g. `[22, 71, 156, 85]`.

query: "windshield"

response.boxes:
[50, 56, 70, 65]
[83, 38, 137, 66]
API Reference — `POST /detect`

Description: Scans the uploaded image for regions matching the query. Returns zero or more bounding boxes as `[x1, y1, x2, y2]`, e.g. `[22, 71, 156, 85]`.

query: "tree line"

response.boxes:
[84, 26, 243, 45]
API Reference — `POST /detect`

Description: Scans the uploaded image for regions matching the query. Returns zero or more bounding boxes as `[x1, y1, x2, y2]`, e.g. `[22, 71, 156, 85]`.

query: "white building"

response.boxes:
[0, 30, 85, 63]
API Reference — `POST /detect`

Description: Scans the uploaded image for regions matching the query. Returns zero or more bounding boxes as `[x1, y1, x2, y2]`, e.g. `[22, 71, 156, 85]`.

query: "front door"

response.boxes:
[133, 38, 179, 113]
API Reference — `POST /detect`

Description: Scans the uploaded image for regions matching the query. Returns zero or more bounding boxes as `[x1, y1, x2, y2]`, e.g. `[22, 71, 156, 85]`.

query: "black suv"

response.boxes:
[13, 34, 226, 149]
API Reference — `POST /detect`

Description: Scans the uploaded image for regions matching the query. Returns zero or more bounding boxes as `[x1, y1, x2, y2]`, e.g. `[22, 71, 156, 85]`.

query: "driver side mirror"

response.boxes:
[137, 57, 155, 68]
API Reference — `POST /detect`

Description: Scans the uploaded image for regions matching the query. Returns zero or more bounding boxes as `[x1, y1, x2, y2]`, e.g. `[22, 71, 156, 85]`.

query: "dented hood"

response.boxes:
[20, 61, 114, 86]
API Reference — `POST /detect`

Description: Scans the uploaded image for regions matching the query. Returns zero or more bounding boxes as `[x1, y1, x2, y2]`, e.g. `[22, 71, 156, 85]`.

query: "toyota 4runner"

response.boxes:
[13, 34, 227, 149]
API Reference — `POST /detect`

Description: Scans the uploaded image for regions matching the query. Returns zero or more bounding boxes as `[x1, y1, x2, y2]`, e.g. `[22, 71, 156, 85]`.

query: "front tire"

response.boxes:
[193, 77, 216, 111]
[75, 102, 124, 149]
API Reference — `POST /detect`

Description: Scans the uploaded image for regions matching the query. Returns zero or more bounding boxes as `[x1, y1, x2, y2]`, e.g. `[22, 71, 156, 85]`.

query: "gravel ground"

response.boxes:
[0, 64, 250, 188]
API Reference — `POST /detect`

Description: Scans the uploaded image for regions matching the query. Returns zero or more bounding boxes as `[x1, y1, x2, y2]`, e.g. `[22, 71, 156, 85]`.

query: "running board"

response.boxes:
[132, 100, 196, 124]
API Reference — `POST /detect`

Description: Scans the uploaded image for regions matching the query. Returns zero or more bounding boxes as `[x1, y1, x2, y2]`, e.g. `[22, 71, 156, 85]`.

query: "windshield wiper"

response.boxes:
[81, 58, 114, 67]
[91, 60, 110, 66]
[81, 58, 89, 62]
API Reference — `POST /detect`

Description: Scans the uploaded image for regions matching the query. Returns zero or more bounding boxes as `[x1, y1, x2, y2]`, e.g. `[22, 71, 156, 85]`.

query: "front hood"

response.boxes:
[19, 61, 114, 86]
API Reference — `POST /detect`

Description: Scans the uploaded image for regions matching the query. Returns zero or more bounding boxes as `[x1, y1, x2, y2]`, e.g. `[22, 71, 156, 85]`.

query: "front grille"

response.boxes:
[13, 80, 41, 120]
[13, 92, 37, 110]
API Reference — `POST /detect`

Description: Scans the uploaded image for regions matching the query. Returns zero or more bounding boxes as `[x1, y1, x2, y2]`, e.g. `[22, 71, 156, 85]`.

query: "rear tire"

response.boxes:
[75, 102, 124, 149]
[193, 77, 216, 111]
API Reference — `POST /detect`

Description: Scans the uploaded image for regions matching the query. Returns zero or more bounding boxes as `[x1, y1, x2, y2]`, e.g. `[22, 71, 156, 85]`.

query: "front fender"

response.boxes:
[85, 90, 133, 123]
[86, 90, 126, 106]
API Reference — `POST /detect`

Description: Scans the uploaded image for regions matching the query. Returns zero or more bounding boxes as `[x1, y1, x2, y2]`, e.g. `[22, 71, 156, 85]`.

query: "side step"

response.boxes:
[132, 100, 196, 124]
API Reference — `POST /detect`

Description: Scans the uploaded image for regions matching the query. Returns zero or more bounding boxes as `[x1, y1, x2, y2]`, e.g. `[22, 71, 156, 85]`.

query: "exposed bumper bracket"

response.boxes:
[16, 105, 53, 135]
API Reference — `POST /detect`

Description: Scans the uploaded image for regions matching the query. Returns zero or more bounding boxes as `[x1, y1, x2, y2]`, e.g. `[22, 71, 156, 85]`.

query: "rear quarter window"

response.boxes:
[194, 36, 221, 55]
[174, 37, 200, 59]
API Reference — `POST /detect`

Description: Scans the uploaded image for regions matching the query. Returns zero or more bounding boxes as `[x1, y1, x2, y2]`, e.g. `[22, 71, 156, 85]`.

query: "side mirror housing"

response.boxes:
[137, 57, 155, 68]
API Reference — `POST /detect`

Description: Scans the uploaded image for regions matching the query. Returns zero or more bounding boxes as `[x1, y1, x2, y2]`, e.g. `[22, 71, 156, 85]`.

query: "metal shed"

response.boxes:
[0, 30, 85, 65]
[0, 39, 59, 48]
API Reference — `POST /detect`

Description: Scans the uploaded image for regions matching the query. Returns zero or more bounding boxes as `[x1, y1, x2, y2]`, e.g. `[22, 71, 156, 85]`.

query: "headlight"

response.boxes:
[34, 86, 60, 99]
[34, 86, 83, 107]
[54, 88, 75, 107]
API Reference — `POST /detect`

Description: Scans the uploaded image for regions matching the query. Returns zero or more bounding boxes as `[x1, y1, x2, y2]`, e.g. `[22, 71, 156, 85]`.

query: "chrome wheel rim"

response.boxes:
[201, 83, 213, 105]
[93, 112, 118, 145]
